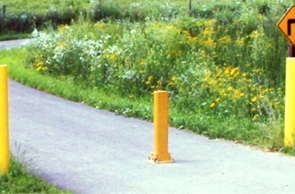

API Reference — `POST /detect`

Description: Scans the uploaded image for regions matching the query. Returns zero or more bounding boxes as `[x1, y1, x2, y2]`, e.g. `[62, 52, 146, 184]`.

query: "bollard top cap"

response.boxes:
[154, 90, 168, 94]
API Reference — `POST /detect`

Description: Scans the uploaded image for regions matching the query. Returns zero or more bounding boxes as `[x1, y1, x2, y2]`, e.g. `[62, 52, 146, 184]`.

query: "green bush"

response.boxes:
[22, 0, 290, 151]
[26, 12, 285, 121]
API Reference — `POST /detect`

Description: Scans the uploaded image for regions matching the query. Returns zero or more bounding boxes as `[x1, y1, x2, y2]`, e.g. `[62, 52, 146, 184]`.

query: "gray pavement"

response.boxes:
[0, 39, 32, 50]
[4, 39, 295, 194]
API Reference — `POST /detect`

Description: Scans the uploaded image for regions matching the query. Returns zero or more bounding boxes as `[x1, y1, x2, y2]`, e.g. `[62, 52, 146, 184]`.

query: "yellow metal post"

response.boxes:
[285, 58, 295, 147]
[149, 90, 174, 163]
[0, 65, 9, 174]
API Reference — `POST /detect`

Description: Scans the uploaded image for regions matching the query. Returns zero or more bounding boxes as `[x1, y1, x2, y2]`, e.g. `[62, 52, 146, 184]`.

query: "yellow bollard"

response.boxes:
[0, 65, 9, 174]
[285, 58, 295, 147]
[149, 90, 174, 163]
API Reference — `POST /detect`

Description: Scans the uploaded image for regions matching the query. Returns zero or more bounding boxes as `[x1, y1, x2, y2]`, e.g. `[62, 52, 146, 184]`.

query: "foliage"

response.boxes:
[1, 0, 292, 35]
[24, 0, 289, 152]
[1, 0, 293, 153]
[0, 155, 71, 193]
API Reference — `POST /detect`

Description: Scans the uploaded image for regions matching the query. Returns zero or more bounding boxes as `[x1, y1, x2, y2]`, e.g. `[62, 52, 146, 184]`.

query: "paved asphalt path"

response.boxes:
[3, 40, 295, 193]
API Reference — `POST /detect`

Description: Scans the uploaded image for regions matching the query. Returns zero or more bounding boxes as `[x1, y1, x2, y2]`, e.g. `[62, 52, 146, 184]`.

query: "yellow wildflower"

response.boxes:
[148, 76, 153, 81]
[227, 77, 234, 83]
[239, 93, 245, 97]
[225, 66, 232, 76]
[251, 108, 257, 111]
[251, 96, 258, 102]
[58, 42, 66, 47]
[171, 76, 177, 81]
[129, 95, 134, 98]
[215, 98, 221, 102]
[202, 27, 214, 35]
[182, 30, 191, 36]
[218, 35, 231, 44]
[36, 66, 42, 71]
[36, 62, 44, 67]
[157, 80, 162, 85]
[252, 114, 259, 121]
[109, 53, 118, 60]
[58, 24, 68, 31]
[235, 38, 245, 44]
[234, 89, 241, 96]
[231, 67, 239, 75]
[205, 72, 212, 77]
[203, 38, 215, 47]
[145, 81, 151, 84]
[205, 19, 216, 26]
[250, 30, 260, 38]
[189, 36, 198, 42]
[210, 103, 216, 108]
[204, 78, 212, 83]
[165, 25, 173, 31]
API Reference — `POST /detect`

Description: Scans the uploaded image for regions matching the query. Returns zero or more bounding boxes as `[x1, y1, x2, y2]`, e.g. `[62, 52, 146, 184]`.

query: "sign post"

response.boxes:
[278, 5, 295, 147]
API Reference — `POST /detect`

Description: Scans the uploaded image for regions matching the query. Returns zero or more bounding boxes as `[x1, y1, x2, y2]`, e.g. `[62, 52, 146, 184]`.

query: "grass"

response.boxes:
[0, 33, 29, 41]
[2, 0, 292, 152]
[0, 48, 153, 119]
[0, 49, 74, 193]
[2, 0, 290, 37]
[0, 158, 71, 193]
[19, 0, 294, 155]
[0, 40, 288, 152]
[1, 0, 295, 192]
[0, 0, 215, 14]
[0, 151, 72, 193]
[0, 48, 290, 193]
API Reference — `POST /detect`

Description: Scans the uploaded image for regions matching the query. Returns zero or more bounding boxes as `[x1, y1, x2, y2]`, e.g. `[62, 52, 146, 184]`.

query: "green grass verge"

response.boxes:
[0, 156, 71, 193]
[1, 48, 153, 120]
[0, 49, 74, 193]
[0, 33, 30, 41]
[0, 47, 289, 151]
[0, 46, 293, 193]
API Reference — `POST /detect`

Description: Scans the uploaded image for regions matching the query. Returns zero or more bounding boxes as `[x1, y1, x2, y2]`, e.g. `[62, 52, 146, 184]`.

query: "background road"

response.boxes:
[3, 40, 295, 194]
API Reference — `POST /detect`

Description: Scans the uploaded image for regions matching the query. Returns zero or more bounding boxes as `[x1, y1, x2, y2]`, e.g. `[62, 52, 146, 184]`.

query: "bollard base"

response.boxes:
[148, 157, 175, 164]
[148, 152, 175, 164]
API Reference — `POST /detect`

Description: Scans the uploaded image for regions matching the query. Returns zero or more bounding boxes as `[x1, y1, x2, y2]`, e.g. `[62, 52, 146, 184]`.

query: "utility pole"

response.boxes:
[3, 5, 6, 18]
[188, 0, 191, 11]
